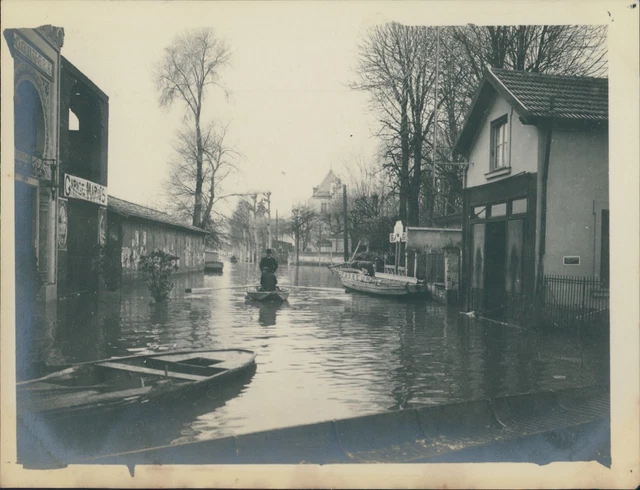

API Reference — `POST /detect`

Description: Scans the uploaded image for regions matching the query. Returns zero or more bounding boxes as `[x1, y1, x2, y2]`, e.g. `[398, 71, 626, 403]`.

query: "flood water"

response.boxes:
[24, 262, 609, 463]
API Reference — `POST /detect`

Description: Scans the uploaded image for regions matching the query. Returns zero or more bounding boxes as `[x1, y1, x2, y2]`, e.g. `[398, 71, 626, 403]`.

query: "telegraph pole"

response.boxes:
[343, 184, 348, 262]
[266, 192, 272, 249]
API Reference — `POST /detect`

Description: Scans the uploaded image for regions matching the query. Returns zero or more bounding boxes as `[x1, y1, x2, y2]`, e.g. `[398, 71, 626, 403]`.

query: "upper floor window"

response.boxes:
[490, 115, 509, 171]
[321, 202, 328, 213]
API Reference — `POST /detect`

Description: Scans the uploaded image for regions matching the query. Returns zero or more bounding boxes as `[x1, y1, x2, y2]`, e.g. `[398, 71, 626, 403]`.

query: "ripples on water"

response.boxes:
[31, 262, 609, 455]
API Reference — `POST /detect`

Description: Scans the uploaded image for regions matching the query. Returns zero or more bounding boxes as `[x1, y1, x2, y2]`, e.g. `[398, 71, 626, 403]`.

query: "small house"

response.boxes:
[453, 68, 609, 326]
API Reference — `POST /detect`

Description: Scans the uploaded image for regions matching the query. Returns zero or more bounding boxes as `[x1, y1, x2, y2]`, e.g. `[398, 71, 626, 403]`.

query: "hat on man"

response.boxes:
[266, 249, 272, 254]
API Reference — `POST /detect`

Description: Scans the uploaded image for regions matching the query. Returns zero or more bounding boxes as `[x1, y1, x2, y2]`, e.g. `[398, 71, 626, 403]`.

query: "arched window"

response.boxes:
[69, 108, 80, 131]
[14, 80, 45, 156]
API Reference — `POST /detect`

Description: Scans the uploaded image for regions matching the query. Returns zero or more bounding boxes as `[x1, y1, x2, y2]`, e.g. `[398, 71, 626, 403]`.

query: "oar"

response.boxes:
[185, 285, 344, 293]
[185, 285, 254, 293]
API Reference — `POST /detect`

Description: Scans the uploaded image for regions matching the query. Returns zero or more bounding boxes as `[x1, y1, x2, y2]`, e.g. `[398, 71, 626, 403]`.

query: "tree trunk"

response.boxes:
[408, 135, 422, 226]
[399, 94, 410, 224]
[193, 119, 204, 227]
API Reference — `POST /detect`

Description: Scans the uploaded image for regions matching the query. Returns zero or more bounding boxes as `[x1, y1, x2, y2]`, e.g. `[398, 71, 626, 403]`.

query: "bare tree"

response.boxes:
[352, 23, 443, 226]
[165, 121, 240, 228]
[449, 25, 608, 101]
[155, 27, 231, 227]
[288, 205, 316, 265]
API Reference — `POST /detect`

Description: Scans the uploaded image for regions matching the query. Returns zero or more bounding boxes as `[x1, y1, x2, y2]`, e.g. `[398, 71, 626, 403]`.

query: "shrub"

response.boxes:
[139, 250, 179, 302]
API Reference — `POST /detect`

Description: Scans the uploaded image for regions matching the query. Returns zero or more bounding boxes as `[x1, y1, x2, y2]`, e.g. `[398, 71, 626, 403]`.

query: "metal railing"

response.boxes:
[468, 275, 609, 330]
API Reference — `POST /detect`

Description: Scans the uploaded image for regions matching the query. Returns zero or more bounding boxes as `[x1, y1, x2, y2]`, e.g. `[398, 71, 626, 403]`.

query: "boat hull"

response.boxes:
[246, 286, 290, 302]
[17, 349, 257, 419]
[337, 269, 426, 297]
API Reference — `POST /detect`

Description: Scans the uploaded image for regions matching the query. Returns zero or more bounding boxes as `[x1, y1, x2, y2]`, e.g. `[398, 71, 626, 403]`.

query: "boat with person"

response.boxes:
[17, 349, 257, 420]
[246, 286, 290, 302]
[331, 262, 427, 297]
[230, 256, 238, 263]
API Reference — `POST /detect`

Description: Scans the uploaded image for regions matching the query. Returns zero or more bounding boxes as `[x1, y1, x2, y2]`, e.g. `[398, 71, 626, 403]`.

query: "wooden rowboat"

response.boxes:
[246, 286, 290, 302]
[335, 268, 426, 297]
[17, 349, 256, 419]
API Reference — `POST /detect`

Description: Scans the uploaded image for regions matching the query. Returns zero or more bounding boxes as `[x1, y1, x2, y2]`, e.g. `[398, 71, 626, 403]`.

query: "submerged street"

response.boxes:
[26, 263, 609, 462]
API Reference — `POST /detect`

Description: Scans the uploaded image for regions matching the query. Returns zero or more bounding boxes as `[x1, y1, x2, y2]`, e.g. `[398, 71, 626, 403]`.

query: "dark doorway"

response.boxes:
[15, 181, 39, 380]
[484, 221, 507, 317]
[600, 210, 609, 287]
[67, 200, 98, 295]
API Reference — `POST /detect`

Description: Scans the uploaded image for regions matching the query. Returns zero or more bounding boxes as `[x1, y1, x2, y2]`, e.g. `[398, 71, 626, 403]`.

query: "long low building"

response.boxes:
[107, 196, 208, 282]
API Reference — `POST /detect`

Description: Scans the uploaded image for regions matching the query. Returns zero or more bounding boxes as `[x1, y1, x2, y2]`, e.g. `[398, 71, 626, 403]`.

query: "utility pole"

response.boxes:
[343, 184, 348, 262]
[431, 25, 441, 227]
[275, 209, 279, 243]
[251, 193, 258, 263]
[265, 192, 272, 249]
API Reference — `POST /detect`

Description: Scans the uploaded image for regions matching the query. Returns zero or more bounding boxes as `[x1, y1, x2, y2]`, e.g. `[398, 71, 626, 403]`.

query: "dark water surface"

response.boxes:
[27, 262, 609, 460]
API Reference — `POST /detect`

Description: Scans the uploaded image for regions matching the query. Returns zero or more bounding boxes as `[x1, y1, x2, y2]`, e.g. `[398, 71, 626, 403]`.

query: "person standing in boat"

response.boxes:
[260, 249, 278, 291]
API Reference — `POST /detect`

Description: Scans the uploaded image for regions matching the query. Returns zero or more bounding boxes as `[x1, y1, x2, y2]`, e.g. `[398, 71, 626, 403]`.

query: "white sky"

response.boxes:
[5, 2, 404, 216]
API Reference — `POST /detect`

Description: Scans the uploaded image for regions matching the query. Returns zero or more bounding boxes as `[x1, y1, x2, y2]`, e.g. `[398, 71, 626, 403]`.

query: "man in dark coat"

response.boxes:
[259, 249, 278, 291]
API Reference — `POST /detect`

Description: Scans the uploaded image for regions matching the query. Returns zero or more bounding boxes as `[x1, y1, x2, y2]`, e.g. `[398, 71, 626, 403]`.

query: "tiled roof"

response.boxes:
[490, 68, 608, 122]
[454, 68, 608, 157]
[312, 170, 341, 197]
[108, 196, 208, 235]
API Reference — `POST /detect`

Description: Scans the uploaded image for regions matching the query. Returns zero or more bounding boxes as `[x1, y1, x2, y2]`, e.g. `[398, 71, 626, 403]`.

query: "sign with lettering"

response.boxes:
[64, 174, 108, 205]
[390, 221, 406, 243]
[57, 198, 68, 250]
[14, 34, 54, 78]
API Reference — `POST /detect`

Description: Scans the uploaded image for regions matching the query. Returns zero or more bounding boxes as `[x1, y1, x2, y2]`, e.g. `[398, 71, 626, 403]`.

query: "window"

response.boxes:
[473, 206, 486, 219]
[69, 108, 80, 131]
[490, 203, 507, 217]
[490, 116, 509, 170]
[512, 198, 527, 215]
[321, 202, 328, 213]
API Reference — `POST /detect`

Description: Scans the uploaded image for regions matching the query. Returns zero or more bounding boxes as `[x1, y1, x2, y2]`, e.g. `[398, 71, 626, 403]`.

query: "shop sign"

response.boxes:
[57, 198, 68, 250]
[14, 34, 54, 78]
[63, 174, 108, 205]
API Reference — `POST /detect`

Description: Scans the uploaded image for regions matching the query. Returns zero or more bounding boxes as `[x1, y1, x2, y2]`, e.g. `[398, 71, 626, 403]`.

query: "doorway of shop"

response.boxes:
[484, 221, 507, 318]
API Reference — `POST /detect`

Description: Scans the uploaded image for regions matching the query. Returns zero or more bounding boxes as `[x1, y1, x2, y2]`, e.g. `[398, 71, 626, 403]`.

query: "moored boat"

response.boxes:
[204, 250, 224, 273]
[333, 266, 426, 297]
[17, 349, 256, 419]
[230, 256, 238, 263]
[246, 286, 290, 302]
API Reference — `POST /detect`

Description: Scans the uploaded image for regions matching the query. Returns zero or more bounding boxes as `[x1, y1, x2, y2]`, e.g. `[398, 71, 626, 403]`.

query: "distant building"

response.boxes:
[454, 67, 608, 320]
[307, 169, 349, 253]
[308, 169, 341, 213]
[107, 196, 208, 283]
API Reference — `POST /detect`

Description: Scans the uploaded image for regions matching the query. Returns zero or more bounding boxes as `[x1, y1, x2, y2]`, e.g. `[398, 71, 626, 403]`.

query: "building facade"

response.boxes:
[454, 68, 609, 323]
[107, 197, 207, 283]
[307, 169, 350, 253]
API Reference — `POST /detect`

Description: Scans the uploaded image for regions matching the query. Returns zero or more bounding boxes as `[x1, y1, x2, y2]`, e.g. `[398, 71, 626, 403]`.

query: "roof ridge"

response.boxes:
[110, 195, 172, 217]
[490, 67, 608, 82]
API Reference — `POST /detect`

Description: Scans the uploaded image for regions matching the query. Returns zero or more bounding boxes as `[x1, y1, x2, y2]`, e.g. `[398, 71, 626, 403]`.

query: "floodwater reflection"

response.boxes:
[24, 262, 609, 461]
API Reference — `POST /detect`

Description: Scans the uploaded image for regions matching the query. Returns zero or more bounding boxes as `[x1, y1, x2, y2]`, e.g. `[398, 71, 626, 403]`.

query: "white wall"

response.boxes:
[466, 95, 539, 188]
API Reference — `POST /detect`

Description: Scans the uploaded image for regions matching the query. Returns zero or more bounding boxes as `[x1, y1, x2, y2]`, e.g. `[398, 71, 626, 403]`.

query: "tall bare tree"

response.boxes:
[165, 121, 240, 233]
[155, 27, 231, 227]
[352, 23, 441, 226]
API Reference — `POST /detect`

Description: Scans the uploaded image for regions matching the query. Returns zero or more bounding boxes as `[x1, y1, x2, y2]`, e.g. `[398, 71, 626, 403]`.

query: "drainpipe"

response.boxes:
[535, 117, 554, 296]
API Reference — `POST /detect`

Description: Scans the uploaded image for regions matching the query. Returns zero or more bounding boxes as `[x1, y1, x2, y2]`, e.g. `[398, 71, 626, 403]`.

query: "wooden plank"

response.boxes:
[97, 361, 207, 381]
[29, 386, 154, 413]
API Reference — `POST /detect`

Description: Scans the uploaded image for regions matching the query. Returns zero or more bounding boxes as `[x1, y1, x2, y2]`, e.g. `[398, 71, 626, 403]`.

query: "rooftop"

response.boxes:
[454, 68, 608, 157]
[108, 196, 209, 235]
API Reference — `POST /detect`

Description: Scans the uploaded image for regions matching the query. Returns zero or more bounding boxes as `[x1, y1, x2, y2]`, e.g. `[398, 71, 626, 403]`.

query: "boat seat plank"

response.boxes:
[28, 386, 154, 413]
[97, 361, 207, 381]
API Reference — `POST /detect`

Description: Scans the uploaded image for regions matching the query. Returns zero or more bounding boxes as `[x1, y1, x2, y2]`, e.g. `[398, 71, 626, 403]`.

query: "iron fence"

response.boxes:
[542, 274, 609, 329]
[468, 275, 609, 330]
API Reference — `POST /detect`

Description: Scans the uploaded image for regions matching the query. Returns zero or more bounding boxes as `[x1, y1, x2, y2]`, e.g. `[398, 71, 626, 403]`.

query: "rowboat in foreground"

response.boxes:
[17, 349, 256, 419]
[246, 286, 290, 302]
[333, 267, 426, 297]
